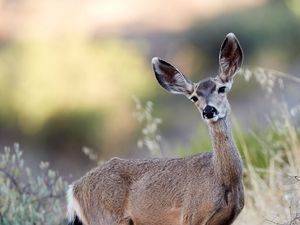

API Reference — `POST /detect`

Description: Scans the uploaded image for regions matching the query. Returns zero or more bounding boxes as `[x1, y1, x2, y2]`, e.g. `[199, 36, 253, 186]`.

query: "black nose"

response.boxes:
[203, 105, 218, 119]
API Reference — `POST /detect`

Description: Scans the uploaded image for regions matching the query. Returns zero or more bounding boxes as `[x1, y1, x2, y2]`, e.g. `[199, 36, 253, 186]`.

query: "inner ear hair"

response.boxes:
[219, 33, 243, 82]
[152, 57, 194, 95]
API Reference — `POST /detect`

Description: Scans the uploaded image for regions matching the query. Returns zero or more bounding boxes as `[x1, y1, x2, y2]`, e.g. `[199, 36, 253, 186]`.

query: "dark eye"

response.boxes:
[190, 96, 198, 102]
[218, 86, 226, 94]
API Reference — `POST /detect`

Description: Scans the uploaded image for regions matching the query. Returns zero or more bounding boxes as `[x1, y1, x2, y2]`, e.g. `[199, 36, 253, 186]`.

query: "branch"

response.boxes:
[0, 168, 24, 195]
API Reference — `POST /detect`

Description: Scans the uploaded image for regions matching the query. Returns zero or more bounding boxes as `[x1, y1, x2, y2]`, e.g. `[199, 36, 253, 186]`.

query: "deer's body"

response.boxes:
[67, 33, 245, 225]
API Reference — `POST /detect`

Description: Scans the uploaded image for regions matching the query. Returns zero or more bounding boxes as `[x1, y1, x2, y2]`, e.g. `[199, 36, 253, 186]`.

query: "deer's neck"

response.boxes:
[208, 116, 242, 186]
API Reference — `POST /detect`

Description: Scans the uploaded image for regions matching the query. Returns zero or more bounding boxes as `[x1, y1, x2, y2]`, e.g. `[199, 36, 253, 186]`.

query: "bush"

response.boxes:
[0, 144, 68, 225]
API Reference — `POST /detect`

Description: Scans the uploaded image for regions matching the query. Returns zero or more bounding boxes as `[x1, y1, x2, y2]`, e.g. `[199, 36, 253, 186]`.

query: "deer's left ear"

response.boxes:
[152, 57, 194, 95]
[218, 33, 243, 82]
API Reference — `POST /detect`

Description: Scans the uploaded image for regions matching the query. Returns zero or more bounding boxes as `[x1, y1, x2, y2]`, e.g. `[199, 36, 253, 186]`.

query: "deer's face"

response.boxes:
[190, 77, 231, 122]
[152, 33, 243, 123]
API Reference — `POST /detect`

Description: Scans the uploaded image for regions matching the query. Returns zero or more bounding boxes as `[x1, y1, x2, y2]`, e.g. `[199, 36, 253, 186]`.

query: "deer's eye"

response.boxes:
[190, 96, 198, 102]
[218, 86, 226, 94]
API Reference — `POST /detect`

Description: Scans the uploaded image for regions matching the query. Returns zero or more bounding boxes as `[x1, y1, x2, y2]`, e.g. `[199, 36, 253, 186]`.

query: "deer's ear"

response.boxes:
[218, 33, 243, 82]
[152, 57, 194, 95]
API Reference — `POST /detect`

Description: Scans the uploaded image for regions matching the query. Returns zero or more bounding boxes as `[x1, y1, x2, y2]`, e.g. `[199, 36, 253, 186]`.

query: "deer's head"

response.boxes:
[152, 33, 243, 123]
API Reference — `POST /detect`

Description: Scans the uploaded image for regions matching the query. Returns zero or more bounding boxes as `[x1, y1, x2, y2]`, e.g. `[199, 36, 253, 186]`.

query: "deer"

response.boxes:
[67, 33, 244, 225]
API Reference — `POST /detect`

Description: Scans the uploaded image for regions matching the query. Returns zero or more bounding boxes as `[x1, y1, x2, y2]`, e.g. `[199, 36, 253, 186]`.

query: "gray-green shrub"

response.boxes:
[0, 144, 68, 225]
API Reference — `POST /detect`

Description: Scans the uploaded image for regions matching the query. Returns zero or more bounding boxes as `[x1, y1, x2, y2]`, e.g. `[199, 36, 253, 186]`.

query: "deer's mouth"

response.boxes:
[203, 114, 219, 122]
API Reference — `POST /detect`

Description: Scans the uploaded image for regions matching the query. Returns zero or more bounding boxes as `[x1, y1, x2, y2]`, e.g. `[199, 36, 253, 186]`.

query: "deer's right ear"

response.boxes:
[152, 57, 194, 95]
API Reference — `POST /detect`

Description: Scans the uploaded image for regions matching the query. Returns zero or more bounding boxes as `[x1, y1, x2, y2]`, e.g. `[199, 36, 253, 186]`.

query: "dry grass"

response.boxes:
[234, 68, 300, 225]
[235, 107, 300, 225]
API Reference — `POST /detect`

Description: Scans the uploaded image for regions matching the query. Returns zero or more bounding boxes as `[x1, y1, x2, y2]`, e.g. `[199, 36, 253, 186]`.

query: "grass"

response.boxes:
[235, 104, 300, 225]
[236, 68, 300, 224]
[0, 67, 299, 224]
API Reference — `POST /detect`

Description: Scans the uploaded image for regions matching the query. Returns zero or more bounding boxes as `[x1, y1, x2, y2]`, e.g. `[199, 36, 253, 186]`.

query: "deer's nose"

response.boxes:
[203, 105, 218, 119]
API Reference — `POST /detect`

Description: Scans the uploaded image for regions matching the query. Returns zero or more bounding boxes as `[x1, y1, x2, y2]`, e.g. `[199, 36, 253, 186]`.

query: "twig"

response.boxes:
[0, 168, 24, 195]
[255, 67, 300, 84]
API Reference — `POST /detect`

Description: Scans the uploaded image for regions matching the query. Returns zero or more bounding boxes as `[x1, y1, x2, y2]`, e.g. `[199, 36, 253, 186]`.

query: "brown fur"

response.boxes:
[71, 116, 244, 225]
[68, 33, 244, 225]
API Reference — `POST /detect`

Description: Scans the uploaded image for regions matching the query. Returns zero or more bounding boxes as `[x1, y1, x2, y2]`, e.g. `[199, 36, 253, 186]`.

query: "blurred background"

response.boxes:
[0, 0, 299, 178]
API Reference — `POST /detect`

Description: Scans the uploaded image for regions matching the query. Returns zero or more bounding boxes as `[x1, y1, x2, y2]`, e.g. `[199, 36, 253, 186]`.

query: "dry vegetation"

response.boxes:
[235, 105, 300, 225]
[0, 68, 299, 224]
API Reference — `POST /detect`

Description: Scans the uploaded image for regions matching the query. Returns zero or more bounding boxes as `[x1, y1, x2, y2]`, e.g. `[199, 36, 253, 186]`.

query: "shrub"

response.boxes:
[0, 144, 68, 225]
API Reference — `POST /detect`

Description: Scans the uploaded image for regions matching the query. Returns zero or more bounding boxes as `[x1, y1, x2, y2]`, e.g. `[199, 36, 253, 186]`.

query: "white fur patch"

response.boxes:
[67, 185, 88, 225]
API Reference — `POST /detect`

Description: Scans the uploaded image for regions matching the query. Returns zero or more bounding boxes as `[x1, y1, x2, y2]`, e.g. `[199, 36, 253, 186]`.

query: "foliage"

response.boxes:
[235, 104, 300, 225]
[0, 37, 154, 155]
[133, 97, 163, 157]
[184, 0, 300, 73]
[0, 144, 68, 225]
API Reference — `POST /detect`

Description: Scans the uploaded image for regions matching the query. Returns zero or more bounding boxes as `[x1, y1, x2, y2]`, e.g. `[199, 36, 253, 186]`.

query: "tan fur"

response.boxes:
[67, 185, 89, 225]
[67, 33, 244, 225]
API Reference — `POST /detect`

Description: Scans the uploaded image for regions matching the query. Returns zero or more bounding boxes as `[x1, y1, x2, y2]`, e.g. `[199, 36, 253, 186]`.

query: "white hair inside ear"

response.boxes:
[218, 33, 243, 82]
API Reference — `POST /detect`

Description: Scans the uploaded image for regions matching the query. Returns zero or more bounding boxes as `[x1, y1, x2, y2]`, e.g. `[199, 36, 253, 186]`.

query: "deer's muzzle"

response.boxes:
[203, 105, 218, 119]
